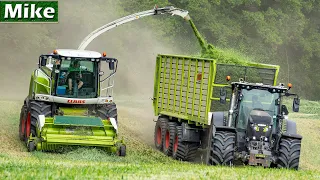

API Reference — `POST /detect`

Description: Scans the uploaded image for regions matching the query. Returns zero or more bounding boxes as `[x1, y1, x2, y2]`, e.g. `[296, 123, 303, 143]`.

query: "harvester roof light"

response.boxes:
[288, 83, 292, 88]
[53, 50, 58, 54]
[61, 57, 65, 60]
[226, 76, 231, 81]
[67, 57, 71, 60]
[102, 52, 107, 57]
[91, 58, 95, 61]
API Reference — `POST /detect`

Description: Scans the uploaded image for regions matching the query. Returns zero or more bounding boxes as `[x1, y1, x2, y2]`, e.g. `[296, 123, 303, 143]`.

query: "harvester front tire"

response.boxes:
[277, 138, 301, 170]
[162, 122, 177, 156]
[172, 125, 198, 161]
[154, 117, 168, 151]
[208, 131, 236, 166]
[19, 104, 27, 141]
[97, 103, 118, 123]
[27, 101, 52, 143]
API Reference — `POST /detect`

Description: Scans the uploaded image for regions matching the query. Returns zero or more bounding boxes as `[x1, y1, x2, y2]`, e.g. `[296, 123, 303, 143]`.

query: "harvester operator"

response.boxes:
[67, 60, 84, 94]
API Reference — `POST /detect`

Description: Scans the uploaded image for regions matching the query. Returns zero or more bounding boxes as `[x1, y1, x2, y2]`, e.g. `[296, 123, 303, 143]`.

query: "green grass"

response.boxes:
[0, 100, 320, 179]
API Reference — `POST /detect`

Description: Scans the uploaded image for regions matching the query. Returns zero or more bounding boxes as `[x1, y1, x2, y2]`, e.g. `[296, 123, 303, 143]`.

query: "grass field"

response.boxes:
[0, 100, 320, 179]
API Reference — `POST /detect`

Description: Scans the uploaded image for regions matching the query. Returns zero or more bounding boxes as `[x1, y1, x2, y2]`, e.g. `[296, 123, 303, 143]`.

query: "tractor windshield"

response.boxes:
[236, 89, 280, 129]
[54, 58, 98, 98]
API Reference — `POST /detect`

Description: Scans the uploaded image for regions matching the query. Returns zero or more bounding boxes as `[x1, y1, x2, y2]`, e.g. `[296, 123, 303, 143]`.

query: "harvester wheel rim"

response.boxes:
[156, 127, 162, 146]
[165, 130, 170, 149]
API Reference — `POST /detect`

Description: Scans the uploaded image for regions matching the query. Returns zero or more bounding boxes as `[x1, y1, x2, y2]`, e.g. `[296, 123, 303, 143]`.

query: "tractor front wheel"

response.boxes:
[208, 131, 236, 166]
[277, 137, 301, 170]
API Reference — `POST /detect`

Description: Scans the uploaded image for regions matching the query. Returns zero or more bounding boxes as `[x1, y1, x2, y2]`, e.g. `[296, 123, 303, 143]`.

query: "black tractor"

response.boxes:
[207, 79, 302, 169]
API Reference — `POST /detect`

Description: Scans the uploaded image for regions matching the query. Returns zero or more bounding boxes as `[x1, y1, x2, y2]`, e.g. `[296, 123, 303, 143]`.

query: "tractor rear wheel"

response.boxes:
[277, 137, 301, 170]
[97, 103, 118, 123]
[154, 117, 168, 150]
[172, 125, 198, 161]
[162, 122, 177, 156]
[19, 104, 27, 141]
[26, 101, 52, 144]
[208, 131, 236, 166]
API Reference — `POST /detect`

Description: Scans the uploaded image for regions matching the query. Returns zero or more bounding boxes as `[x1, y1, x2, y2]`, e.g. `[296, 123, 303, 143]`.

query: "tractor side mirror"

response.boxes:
[220, 87, 227, 104]
[293, 97, 300, 112]
[281, 105, 289, 115]
[109, 61, 115, 70]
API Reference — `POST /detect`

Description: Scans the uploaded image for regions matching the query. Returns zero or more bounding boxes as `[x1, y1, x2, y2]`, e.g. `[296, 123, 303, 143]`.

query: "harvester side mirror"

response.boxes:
[220, 87, 227, 104]
[293, 97, 300, 112]
[109, 61, 115, 70]
[281, 105, 289, 115]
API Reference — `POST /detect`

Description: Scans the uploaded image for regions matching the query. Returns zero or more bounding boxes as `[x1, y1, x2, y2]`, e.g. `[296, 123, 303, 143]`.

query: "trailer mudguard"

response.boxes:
[181, 122, 201, 143]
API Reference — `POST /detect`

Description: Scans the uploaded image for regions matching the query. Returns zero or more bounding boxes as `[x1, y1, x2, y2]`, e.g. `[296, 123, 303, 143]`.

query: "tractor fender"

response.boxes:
[210, 112, 236, 138]
[282, 119, 302, 140]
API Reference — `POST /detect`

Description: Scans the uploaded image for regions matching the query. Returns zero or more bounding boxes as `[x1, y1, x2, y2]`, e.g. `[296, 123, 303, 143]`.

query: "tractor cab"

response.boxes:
[219, 79, 300, 163]
[37, 49, 117, 99]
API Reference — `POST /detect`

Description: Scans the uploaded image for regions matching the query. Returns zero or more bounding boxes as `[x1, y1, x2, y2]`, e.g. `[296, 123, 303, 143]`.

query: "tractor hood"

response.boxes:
[249, 110, 273, 125]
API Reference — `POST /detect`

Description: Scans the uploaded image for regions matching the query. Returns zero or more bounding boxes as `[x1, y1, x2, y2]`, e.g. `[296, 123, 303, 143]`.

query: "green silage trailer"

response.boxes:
[152, 53, 283, 162]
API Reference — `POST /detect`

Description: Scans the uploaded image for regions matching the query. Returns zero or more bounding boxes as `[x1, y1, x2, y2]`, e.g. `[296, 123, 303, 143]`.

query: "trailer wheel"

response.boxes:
[162, 122, 177, 156]
[277, 138, 301, 170]
[208, 131, 236, 166]
[172, 125, 198, 161]
[154, 117, 168, 150]
[26, 101, 52, 144]
[19, 104, 27, 141]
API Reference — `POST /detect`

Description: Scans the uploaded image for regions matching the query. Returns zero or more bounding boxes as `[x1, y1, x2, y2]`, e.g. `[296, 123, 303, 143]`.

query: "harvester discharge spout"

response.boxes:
[78, 6, 189, 50]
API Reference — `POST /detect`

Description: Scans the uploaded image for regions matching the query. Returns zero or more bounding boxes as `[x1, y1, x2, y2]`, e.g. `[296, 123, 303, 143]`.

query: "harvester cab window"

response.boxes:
[55, 58, 97, 98]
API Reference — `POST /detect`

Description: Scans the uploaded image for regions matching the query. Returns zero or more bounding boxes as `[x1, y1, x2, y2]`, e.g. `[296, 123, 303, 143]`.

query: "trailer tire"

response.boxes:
[27, 101, 52, 144]
[208, 131, 236, 166]
[97, 103, 118, 123]
[172, 125, 198, 161]
[277, 138, 301, 170]
[154, 117, 168, 150]
[162, 122, 177, 156]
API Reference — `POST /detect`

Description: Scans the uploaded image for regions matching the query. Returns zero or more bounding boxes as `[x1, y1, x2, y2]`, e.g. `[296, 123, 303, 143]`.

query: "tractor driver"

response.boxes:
[67, 60, 84, 94]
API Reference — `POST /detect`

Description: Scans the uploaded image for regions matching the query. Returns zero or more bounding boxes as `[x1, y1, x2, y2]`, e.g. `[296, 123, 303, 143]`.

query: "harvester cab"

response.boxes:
[214, 78, 301, 168]
[19, 49, 125, 156]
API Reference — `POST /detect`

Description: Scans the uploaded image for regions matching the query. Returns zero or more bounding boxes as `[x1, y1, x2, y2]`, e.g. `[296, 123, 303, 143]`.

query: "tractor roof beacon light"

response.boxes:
[53, 50, 58, 54]
[102, 52, 107, 57]
[288, 83, 292, 90]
